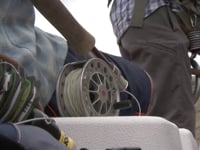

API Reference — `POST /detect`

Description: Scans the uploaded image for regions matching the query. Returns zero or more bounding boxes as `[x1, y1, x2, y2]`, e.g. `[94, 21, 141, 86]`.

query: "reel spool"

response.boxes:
[0, 58, 39, 123]
[56, 58, 120, 117]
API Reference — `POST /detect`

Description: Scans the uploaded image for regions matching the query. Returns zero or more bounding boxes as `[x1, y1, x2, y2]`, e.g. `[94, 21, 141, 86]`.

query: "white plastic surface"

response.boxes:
[54, 116, 190, 150]
[179, 128, 198, 150]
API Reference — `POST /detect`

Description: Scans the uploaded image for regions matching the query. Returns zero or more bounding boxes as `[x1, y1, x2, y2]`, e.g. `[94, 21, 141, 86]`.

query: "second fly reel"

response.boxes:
[56, 58, 120, 117]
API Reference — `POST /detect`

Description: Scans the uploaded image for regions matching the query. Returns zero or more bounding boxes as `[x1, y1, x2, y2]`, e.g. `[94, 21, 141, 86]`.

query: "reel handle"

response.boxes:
[31, 0, 95, 56]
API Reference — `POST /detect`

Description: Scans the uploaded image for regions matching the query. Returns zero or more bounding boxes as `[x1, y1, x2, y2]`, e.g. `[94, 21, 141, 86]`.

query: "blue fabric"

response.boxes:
[0, 123, 69, 150]
[0, 0, 68, 107]
[0, 134, 25, 150]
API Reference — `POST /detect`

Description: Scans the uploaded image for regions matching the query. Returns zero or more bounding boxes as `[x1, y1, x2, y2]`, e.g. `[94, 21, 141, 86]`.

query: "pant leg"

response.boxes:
[119, 6, 196, 135]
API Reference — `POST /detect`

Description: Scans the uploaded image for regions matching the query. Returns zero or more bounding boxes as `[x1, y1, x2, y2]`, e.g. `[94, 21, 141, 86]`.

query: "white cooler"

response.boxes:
[54, 116, 199, 150]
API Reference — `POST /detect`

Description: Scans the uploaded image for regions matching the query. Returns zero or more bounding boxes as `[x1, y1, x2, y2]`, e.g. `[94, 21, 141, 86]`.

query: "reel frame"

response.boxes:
[56, 58, 120, 117]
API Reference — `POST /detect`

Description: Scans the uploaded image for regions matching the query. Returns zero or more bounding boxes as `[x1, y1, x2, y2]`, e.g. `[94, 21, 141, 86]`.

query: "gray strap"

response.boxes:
[176, 10, 193, 30]
[131, 0, 148, 27]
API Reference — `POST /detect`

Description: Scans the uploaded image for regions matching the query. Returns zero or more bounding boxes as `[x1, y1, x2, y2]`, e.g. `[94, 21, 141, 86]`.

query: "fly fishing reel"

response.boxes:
[0, 55, 39, 123]
[56, 58, 121, 117]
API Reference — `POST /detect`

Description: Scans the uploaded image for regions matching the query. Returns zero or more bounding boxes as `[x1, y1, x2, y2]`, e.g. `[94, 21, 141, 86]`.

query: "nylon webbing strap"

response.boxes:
[175, 0, 192, 31]
[131, 0, 148, 27]
[176, 10, 192, 31]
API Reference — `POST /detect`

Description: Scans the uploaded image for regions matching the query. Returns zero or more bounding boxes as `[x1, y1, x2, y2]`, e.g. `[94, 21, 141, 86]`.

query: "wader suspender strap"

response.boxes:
[175, 0, 194, 31]
[131, 0, 148, 27]
[176, 9, 193, 31]
[107, 0, 147, 27]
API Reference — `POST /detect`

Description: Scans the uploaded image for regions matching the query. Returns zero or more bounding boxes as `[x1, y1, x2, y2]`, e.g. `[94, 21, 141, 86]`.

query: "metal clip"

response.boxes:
[190, 14, 197, 28]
